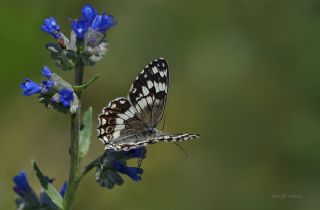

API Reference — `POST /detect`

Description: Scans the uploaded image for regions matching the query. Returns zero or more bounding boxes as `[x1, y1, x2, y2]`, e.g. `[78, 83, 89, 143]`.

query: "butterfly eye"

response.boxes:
[106, 134, 113, 140]
[106, 126, 113, 133]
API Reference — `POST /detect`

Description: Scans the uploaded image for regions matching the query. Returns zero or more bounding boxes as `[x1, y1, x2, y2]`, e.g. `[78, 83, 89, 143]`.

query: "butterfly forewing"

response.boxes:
[128, 58, 169, 127]
[149, 134, 200, 143]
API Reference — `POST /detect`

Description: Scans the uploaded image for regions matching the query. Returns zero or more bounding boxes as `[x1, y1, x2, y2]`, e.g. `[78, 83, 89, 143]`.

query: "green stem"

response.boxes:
[79, 155, 103, 180]
[63, 60, 84, 210]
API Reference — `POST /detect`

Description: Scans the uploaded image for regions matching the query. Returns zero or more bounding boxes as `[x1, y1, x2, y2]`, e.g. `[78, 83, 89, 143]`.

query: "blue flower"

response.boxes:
[13, 171, 31, 196]
[113, 160, 144, 181]
[82, 4, 97, 24]
[59, 182, 67, 197]
[58, 88, 74, 108]
[72, 4, 115, 39]
[42, 80, 55, 90]
[40, 17, 62, 39]
[20, 78, 41, 96]
[72, 19, 89, 39]
[96, 147, 147, 189]
[41, 66, 52, 78]
[13, 171, 40, 209]
[92, 13, 115, 32]
[123, 147, 146, 159]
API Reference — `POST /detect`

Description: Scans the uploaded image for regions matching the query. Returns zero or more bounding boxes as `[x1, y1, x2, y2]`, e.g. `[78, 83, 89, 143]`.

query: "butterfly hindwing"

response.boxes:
[128, 58, 169, 127]
[97, 97, 146, 146]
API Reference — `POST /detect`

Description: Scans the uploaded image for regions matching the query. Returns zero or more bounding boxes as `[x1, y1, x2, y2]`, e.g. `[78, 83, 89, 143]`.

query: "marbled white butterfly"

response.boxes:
[97, 58, 200, 151]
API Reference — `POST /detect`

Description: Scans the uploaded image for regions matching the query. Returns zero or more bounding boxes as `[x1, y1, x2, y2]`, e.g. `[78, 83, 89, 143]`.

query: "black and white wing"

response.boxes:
[128, 58, 169, 127]
[97, 97, 147, 150]
[148, 134, 200, 144]
[97, 58, 199, 151]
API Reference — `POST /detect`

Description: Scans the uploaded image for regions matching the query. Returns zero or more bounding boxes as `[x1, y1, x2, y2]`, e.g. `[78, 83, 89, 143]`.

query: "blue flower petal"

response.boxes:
[40, 17, 62, 39]
[72, 19, 89, 39]
[58, 88, 74, 108]
[92, 13, 115, 33]
[20, 78, 41, 96]
[13, 171, 31, 196]
[42, 80, 55, 90]
[82, 4, 97, 24]
[113, 161, 143, 181]
[123, 148, 146, 159]
[59, 182, 67, 197]
[41, 66, 52, 79]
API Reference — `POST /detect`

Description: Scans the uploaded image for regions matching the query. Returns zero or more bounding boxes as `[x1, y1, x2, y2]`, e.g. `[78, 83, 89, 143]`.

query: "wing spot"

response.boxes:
[142, 86, 149, 96]
[138, 98, 147, 109]
[147, 80, 153, 89]
[152, 67, 158, 74]
[113, 131, 120, 139]
[106, 126, 113, 133]
[100, 128, 105, 135]
[146, 96, 152, 104]
[116, 118, 124, 124]
[118, 113, 129, 120]
[106, 134, 113, 140]
[114, 125, 125, 131]
[154, 82, 160, 93]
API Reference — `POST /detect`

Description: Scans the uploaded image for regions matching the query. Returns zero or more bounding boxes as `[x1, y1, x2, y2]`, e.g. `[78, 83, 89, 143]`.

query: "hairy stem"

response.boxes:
[63, 60, 84, 210]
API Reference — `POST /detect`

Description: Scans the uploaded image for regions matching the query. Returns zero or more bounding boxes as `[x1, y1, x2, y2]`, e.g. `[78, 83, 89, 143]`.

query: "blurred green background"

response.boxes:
[1, 0, 320, 209]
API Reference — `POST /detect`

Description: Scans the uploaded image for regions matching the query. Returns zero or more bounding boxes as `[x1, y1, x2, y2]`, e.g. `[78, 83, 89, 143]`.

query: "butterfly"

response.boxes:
[97, 58, 200, 151]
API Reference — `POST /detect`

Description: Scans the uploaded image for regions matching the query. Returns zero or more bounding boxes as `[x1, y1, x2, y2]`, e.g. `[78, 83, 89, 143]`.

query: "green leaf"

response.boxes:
[79, 107, 93, 159]
[74, 74, 100, 93]
[31, 160, 64, 210]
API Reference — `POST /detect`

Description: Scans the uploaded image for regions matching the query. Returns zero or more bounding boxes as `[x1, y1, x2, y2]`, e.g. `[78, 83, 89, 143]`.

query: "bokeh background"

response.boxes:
[1, 0, 320, 209]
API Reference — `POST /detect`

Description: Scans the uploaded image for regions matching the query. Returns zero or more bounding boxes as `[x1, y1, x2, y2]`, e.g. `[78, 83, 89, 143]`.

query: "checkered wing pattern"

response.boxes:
[97, 58, 200, 151]
[128, 58, 169, 127]
[149, 134, 200, 143]
[97, 97, 146, 148]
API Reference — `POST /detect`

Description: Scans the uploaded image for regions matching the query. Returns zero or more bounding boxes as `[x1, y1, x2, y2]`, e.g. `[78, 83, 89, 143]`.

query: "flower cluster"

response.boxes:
[72, 4, 115, 39]
[13, 171, 66, 210]
[41, 4, 115, 70]
[96, 147, 146, 189]
[20, 66, 79, 113]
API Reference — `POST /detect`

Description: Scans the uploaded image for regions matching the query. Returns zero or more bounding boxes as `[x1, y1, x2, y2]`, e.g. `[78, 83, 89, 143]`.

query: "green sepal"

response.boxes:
[31, 160, 64, 210]
[46, 43, 77, 71]
[79, 107, 93, 159]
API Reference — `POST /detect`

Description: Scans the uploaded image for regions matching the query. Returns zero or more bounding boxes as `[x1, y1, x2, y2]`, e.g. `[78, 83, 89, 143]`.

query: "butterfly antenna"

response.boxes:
[173, 142, 189, 157]
[137, 149, 145, 168]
